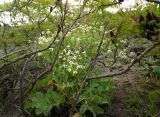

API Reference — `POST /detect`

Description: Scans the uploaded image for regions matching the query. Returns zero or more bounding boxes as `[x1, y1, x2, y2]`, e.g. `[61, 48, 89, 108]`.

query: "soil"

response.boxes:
[103, 67, 145, 117]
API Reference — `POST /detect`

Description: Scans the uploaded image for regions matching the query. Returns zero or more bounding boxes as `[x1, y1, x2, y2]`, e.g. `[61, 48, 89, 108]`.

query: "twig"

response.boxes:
[78, 2, 119, 19]
[111, 45, 118, 66]
[0, 47, 30, 60]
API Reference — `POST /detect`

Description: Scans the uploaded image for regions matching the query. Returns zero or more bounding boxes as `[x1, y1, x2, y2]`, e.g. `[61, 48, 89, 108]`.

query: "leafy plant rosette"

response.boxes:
[79, 79, 115, 117]
[25, 88, 65, 116]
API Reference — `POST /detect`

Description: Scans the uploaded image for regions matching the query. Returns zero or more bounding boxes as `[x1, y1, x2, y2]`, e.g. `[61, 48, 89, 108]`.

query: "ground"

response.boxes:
[106, 68, 144, 117]
[100, 65, 160, 117]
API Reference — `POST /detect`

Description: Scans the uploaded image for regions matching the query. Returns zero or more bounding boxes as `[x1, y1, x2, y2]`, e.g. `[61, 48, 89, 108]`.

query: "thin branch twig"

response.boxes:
[0, 47, 30, 60]
[19, 55, 34, 114]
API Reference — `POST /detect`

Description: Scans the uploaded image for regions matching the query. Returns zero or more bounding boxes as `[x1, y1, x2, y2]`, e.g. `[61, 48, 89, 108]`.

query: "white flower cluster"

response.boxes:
[39, 36, 52, 45]
[120, 39, 127, 43]
[59, 45, 87, 75]
[74, 24, 100, 33]
[39, 29, 57, 45]
[119, 50, 127, 59]
[106, 47, 127, 62]
[108, 49, 112, 54]
[78, 24, 93, 33]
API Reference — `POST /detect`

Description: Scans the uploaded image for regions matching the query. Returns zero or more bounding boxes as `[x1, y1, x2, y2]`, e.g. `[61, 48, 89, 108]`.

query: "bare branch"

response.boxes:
[88, 40, 160, 80]
[0, 47, 30, 60]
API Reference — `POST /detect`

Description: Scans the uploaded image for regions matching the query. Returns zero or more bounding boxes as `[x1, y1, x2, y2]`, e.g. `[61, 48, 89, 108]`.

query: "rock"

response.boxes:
[130, 46, 145, 55]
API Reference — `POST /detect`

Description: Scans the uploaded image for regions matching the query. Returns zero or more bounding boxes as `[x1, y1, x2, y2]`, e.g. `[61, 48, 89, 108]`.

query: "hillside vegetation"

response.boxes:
[0, 0, 160, 117]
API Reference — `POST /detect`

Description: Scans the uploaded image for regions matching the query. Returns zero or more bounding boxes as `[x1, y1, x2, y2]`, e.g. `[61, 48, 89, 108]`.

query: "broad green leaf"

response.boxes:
[80, 102, 103, 117]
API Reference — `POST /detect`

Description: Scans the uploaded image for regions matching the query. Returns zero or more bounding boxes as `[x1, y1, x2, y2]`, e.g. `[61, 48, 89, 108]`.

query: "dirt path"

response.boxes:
[103, 68, 145, 117]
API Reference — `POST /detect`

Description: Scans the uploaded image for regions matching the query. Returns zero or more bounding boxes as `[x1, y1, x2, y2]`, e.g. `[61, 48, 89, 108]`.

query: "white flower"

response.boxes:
[38, 52, 43, 56]
[73, 71, 77, 75]
[55, 39, 60, 43]
[68, 68, 72, 72]
[129, 52, 136, 58]
[119, 51, 125, 56]
[71, 37, 74, 40]
[63, 64, 67, 68]
[120, 40, 126, 43]
[100, 26, 103, 31]
[62, 58, 66, 60]
[66, 32, 71, 37]
[82, 51, 86, 55]
[66, 52, 70, 56]
[77, 65, 83, 69]
[73, 56, 77, 60]
[77, 38, 80, 42]
[69, 60, 74, 65]
[108, 50, 112, 53]
[59, 55, 62, 59]
[42, 31, 45, 35]
[49, 48, 54, 51]
[46, 30, 51, 35]
[121, 55, 127, 59]
[67, 45, 70, 48]
[93, 30, 96, 33]
[75, 51, 79, 54]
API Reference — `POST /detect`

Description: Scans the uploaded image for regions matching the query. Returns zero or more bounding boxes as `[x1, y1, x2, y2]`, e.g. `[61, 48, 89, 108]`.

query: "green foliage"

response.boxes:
[1, 0, 160, 116]
[80, 79, 114, 116]
[139, 60, 160, 79]
[148, 90, 160, 115]
[152, 66, 160, 77]
[126, 94, 142, 109]
[0, 2, 12, 11]
[25, 88, 65, 116]
[126, 79, 160, 117]
[25, 62, 115, 116]
[80, 102, 104, 117]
